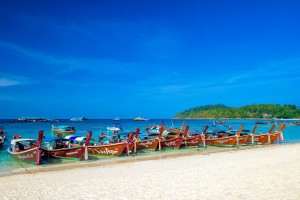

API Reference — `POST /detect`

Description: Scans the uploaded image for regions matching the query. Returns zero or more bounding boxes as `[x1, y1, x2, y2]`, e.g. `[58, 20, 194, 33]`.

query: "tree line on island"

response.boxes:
[174, 104, 300, 119]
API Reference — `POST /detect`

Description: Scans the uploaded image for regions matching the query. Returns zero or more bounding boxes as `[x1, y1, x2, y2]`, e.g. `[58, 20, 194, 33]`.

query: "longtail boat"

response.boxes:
[159, 120, 185, 136]
[133, 126, 165, 152]
[252, 124, 286, 144]
[51, 124, 76, 136]
[181, 125, 209, 147]
[42, 131, 92, 160]
[7, 130, 44, 165]
[201, 125, 244, 147]
[160, 125, 189, 149]
[236, 125, 258, 145]
[87, 131, 134, 156]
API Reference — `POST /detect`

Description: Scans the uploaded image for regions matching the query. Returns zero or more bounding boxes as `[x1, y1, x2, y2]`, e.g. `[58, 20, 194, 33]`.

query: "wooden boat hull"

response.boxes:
[42, 147, 84, 159]
[161, 137, 183, 149]
[136, 138, 159, 150]
[53, 130, 75, 135]
[87, 142, 127, 156]
[237, 135, 251, 145]
[181, 136, 200, 147]
[201, 136, 237, 147]
[252, 133, 280, 144]
[7, 147, 42, 164]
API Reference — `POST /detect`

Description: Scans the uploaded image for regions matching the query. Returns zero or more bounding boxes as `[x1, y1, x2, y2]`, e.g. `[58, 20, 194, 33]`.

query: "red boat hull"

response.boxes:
[7, 147, 42, 164]
[136, 138, 159, 150]
[201, 136, 237, 147]
[7, 130, 45, 165]
[42, 147, 85, 159]
[161, 137, 183, 149]
[237, 135, 251, 145]
[252, 133, 280, 144]
[87, 142, 127, 156]
[181, 136, 200, 147]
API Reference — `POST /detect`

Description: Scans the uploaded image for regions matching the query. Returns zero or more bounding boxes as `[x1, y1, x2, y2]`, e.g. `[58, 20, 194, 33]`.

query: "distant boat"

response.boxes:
[255, 120, 269, 124]
[133, 117, 149, 121]
[52, 119, 64, 123]
[70, 117, 88, 121]
[10, 117, 50, 123]
[52, 125, 76, 136]
[294, 121, 300, 126]
[107, 122, 123, 131]
[213, 119, 227, 125]
[113, 117, 120, 121]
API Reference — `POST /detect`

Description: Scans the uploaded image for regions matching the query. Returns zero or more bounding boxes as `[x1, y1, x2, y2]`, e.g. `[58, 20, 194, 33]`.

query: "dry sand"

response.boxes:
[1, 144, 300, 200]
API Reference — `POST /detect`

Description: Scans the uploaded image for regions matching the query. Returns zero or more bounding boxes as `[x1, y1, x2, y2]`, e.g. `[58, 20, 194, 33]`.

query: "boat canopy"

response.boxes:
[53, 125, 75, 130]
[64, 135, 81, 140]
[64, 135, 95, 142]
[10, 139, 35, 145]
[74, 137, 86, 142]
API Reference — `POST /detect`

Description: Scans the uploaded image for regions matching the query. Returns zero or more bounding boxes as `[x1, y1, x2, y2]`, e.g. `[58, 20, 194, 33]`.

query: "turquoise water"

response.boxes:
[1, 119, 300, 176]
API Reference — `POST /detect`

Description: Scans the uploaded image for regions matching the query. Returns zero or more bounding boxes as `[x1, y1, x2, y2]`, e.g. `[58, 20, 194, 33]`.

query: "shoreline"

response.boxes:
[2, 143, 278, 177]
[0, 143, 299, 199]
[0, 143, 276, 178]
[1, 143, 300, 199]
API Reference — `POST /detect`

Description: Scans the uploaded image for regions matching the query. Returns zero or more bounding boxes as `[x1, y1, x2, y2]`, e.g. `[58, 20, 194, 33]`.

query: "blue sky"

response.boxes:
[0, 0, 300, 119]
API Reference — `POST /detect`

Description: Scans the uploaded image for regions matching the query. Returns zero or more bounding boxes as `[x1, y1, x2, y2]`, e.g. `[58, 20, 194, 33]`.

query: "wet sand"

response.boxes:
[1, 143, 300, 199]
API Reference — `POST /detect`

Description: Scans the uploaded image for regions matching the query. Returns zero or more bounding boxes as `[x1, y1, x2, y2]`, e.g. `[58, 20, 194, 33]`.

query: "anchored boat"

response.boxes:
[7, 131, 44, 165]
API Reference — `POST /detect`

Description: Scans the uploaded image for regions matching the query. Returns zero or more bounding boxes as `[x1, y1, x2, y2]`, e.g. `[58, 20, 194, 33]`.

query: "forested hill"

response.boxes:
[173, 104, 300, 119]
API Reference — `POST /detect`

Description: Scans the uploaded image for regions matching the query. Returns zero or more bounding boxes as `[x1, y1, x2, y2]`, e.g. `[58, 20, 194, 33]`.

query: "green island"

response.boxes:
[174, 104, 300, 119]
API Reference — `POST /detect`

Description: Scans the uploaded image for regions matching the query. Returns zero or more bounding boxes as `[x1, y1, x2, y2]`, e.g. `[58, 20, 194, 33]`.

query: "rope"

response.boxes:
[12, 155, 32, 174]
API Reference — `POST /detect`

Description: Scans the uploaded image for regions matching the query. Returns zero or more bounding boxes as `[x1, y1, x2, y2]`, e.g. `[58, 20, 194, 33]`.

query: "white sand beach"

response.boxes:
[1, 144, 300, 200]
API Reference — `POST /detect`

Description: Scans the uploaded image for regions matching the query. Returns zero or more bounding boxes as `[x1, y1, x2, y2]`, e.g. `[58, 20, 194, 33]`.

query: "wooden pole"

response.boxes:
[202, 125, 209, 149]
[36, 130, 44, 165]
[236, 125, 244, 148]
[251, 125, 258, 146]
[157, 126, 165, 151]
[267, 124, 275, 144]
[84, 131, 92, 160]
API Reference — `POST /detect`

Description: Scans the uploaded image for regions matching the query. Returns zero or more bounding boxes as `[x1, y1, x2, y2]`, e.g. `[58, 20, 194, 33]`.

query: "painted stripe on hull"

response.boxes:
[42, 147, 84, 159]
[161, 137, 183, 148]
[201, 136, 237, 147]
[8, 147, 41, 164]
[137, 138, 159, 150]
[252, 133, 280, 144]
[87, 142, 127, 156]
[181, 136, 200, 147]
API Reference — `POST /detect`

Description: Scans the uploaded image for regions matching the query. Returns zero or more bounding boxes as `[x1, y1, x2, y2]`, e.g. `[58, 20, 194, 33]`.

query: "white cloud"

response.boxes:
[0, 74, 34, 87]
[0, 78, 19, 86]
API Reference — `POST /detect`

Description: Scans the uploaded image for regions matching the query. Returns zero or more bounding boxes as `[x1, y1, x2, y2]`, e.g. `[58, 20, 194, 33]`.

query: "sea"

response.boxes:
[1, 118, 300, 177]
